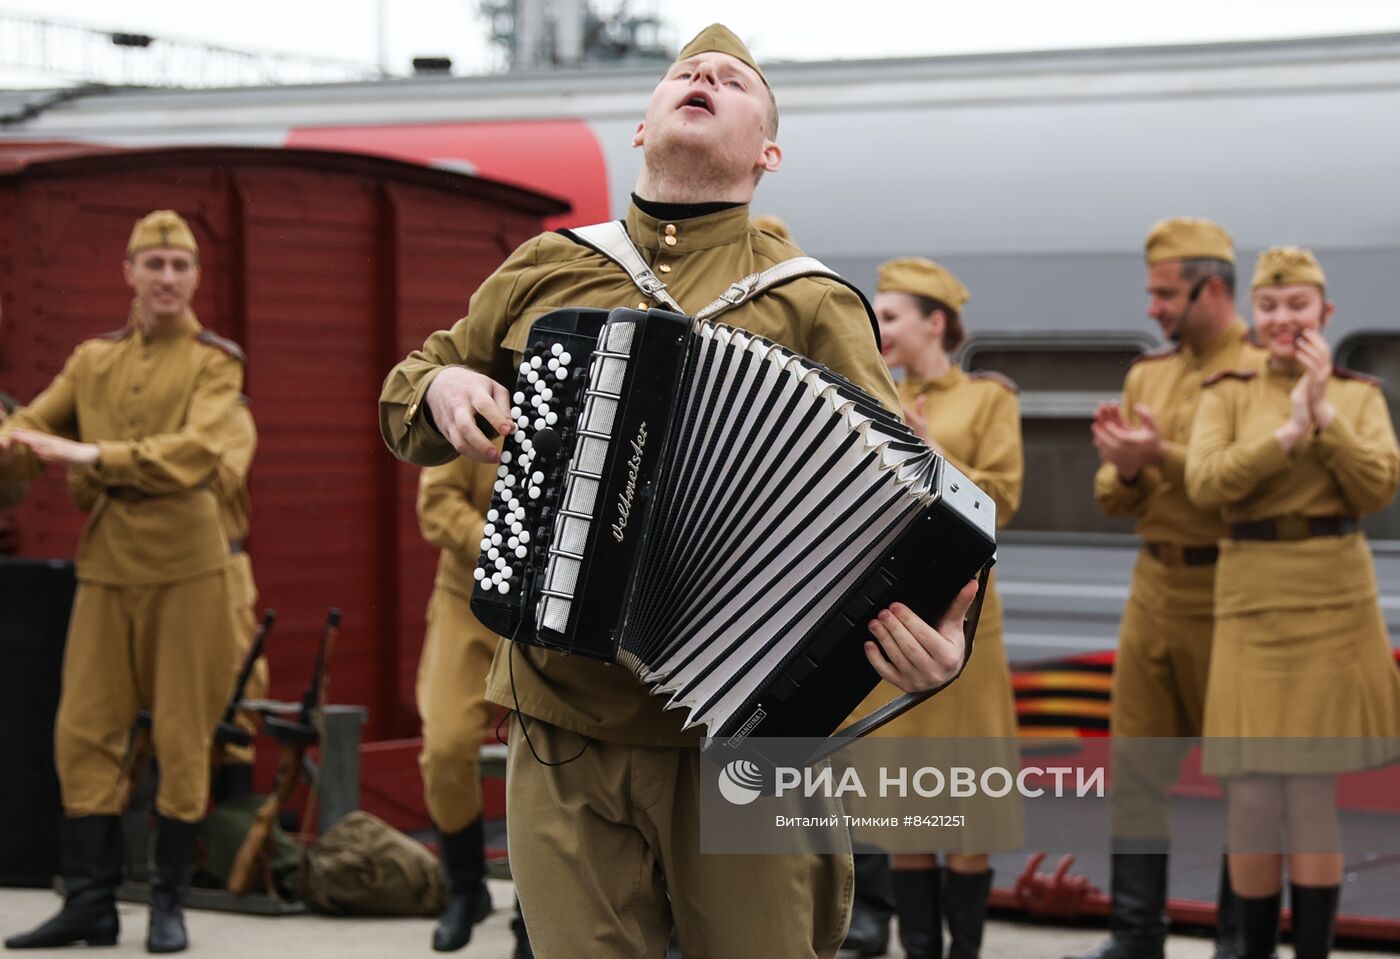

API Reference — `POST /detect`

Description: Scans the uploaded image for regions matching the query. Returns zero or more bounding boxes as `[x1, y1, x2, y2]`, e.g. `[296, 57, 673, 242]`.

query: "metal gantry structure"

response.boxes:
[0, 10, 382, 87]
[479, 0, 672, 71]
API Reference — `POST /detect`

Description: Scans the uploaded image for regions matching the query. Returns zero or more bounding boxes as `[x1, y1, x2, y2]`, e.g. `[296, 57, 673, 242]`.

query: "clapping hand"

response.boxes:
[1091, 402, 1166, 481]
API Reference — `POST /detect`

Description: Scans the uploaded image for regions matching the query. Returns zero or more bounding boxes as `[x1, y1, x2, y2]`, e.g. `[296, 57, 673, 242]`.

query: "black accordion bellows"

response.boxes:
[472, 307, 997, 744]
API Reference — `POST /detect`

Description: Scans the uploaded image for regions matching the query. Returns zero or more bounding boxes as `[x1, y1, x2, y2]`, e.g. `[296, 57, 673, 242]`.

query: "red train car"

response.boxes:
[0, 144, 567, 823]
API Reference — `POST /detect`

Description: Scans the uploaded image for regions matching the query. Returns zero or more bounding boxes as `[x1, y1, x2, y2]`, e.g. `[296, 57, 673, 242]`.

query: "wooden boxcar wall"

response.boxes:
[0, 147, 564, 741]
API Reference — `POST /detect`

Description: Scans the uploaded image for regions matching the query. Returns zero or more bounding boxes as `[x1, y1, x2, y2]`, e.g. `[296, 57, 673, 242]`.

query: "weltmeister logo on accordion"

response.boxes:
[470, 307, 997, 745]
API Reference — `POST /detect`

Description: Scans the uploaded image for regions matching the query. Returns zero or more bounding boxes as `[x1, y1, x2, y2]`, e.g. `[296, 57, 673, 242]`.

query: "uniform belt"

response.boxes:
[228, 540, 245, 555]
[1228, 515, 1358, 542]
[1143, 542, 1220, 567]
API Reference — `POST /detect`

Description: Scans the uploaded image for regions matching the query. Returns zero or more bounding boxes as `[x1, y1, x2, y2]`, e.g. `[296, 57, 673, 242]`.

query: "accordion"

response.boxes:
[470, 307, 997, 744]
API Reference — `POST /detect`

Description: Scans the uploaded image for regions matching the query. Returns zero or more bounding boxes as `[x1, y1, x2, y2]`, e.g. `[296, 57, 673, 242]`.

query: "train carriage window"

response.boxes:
[957, 334, 1155, 537]
[1336, 332, 1400, 542]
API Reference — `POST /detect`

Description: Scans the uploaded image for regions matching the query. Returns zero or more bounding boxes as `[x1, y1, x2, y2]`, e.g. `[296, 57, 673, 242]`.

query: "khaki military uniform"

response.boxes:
[0, 308, 243, 823]
[849, 367, 1023, 851]
[1093, 320, 1263, 838]
[68, 399, 266, 767]
[1186, 366, 1400, 775]
[1094, 320, 1265, 738]
[381, 201, 897, 959]
[415, 451, 501, 832]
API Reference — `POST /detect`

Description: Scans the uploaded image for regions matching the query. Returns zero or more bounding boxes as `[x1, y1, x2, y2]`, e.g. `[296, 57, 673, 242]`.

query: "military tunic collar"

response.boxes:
[921, 365, 967, 392]
[1185, 317, 1248, 365]
[626, 201, 752, 253]
[128, 301, 201, 342]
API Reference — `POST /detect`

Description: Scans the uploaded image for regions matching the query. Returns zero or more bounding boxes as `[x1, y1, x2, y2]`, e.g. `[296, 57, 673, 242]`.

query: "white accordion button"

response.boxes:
[526, 370, 539, 384]
[493, 480, 504, 493]
[510, 406, 522, 419]
[518, 361, 530, 374]
[555, 368, 567, 381]
[551, 343, 563, 356]
[483, 523, 495, 537]
[473, 567, 485, 581]
[530, 356, 542, 369]
[519, 531, 531, 544]
[496, 466, 508, 479]
[486, 508, 498, 522]
[479, 537, 491, 552]
[531, 471, 544, 484]
[540, 387, 553, 401]
[508, 536, 519, 549]
[488, 547, 500, 560]
[515, 545, 528, 558]
[511, 522, 523, 535]
[499, 453, 511, 466]
[512, 391, 524, 404]
[497, 581, 510, 594]
[504, 474, 516, 487]
[528, 486, 542, 499]
[560, 352, 572, 364]
[547, 359, 559, 371]
[545, 412, 558, 425]
[491, 533, 503, 545]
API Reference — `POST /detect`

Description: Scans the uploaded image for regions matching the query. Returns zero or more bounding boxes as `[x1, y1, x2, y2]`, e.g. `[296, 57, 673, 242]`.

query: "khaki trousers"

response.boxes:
[1108, 554, 1216, 842]
[56, 569, 239, 822]
[506, 716, 853, 959]
[415, 586, 497, 831]
[221, 551, 269, 766]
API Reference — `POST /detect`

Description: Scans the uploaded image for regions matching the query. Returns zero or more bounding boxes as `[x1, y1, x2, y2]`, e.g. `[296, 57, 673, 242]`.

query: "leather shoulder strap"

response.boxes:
[561, 222, 881, 347]
[559, 222, 685, 314]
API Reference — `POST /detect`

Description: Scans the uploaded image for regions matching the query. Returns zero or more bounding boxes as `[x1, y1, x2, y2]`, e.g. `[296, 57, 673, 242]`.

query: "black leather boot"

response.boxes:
[944, 869, 992, 959]
[4, 815, 122, 949]
[1289, 884, 1340, 959]
[892, 867, 942, 959]
[432, 818, 492, 952]
[146, 815, 198, 953]
[1064, 854, 1168, 959]
[1214, 855, 1240, 959]
[1234, 890, 1281, 959]
[844, 851, 894, 956]
[511, 898, 534, 959]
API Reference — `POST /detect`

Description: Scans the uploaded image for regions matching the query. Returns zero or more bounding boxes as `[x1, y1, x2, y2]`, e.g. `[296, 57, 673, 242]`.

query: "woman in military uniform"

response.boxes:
[849, 257, 1024, 959]
[1186, 247, 1400, 959]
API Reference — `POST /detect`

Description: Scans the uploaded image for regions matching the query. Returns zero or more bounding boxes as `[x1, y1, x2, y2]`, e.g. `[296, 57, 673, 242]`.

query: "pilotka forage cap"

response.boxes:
[1252, 246, 1327, 291]
[128, 209, 198, 257]
[676, 23, 769, 90]
[1144, 216, 1234, 265]
[877, 257, 970, 314]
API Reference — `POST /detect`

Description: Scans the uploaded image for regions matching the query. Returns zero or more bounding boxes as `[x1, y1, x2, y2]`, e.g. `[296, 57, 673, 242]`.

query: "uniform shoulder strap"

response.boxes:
[195, 329, 246, 363]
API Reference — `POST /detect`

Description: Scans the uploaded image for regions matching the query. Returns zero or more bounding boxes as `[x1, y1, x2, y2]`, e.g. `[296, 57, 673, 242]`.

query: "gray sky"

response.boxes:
[3, 0, 1400, 87]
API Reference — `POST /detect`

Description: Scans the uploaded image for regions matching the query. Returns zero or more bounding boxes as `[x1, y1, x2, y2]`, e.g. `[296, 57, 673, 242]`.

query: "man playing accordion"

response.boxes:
[379, 24, 978, 958]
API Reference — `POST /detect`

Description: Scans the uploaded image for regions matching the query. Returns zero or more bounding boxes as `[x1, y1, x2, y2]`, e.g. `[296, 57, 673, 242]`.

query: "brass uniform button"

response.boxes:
[664, 236, 677, 247]
[664, 224, 677, 236]
[659, 263, 672, 273]
[637, 302, 648, 310]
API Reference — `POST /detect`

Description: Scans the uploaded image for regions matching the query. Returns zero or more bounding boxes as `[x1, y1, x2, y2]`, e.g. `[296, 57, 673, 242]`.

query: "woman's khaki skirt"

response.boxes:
[1202, 541, 1400, 776]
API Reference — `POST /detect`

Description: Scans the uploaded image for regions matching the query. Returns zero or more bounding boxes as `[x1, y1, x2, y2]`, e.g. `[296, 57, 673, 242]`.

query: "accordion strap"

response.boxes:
[563, 221, 687, 314]
[561, 221, 879, 343]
